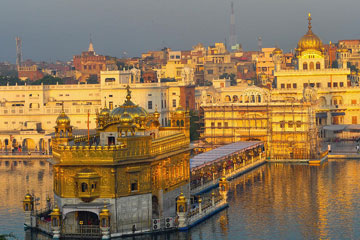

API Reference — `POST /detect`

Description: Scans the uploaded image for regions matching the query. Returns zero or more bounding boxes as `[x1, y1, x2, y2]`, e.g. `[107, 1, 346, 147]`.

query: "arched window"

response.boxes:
[239, 96, 243, 103]
[81, 183, 88, 192]
[251, 95, 255, 103]
[181, 120, 184, 127]
[232, 95, 238, 102]
[310, 62, 314, 70]
[176, 120, 180, 127]
[225, 95, 231, 102]
[258, 95, 261, 103]
[316, 62, 321, 69]
[303, 62, 308, 70]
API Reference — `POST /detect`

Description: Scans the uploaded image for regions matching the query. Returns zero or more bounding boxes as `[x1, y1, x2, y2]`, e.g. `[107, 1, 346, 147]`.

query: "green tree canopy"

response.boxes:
[87, 75, 98, 84]
[30, 75, 64, 85]
[0, 76, 24, 86]
[220, 73, 237, 86]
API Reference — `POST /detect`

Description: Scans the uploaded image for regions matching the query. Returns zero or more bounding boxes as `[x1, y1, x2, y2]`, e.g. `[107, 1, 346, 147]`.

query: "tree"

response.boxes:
[331, 60, 338, 68]
[347, 62, 358, 73]
[190, 110, 200, 141]
[30, 75, 64, 85]
[87, 75, 98, 84]
[0, 76, 24, 86]
[220, 73, 237, 86]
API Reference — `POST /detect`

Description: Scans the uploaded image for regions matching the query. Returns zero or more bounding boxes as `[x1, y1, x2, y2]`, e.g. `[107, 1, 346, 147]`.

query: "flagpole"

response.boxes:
[87, 110, 90, 144]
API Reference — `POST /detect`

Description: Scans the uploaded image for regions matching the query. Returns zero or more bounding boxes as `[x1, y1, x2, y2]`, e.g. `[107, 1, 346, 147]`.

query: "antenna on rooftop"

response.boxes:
[16, 37, 22, 67]
[258, 37, 262, 52]
[229, 1, 237, 50]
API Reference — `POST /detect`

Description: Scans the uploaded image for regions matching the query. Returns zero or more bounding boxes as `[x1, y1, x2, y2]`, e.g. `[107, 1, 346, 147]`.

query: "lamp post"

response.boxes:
[99, 205, 111, 239]
[50, 205, 62, 239]
[23, 193, 34, 227]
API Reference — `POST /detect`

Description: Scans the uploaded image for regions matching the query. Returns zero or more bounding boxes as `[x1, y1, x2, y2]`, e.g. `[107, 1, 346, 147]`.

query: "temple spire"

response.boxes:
[307, 13, 312, 33]
[125, 85, 132, 102]
[88, 34, 95, 53]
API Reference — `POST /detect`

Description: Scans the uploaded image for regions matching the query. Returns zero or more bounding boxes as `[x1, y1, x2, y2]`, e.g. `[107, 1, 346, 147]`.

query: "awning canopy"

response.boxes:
[316, 112, 327, 118]
[331, 112, 345, 116]
[323, 125, 346, 131]
[190, 141, 263, 170]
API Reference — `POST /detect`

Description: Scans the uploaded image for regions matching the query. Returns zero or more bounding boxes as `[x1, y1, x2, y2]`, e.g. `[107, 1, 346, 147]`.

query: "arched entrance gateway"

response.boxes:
[62, 211, 100, 237]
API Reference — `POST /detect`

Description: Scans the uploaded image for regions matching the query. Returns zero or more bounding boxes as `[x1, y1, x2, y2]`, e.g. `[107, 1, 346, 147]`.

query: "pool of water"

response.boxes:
[1, 159, 360, 239]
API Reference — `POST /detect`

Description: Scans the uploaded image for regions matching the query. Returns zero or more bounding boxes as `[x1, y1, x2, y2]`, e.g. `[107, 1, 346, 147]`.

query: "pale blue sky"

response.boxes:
[0, 0, 359, 62]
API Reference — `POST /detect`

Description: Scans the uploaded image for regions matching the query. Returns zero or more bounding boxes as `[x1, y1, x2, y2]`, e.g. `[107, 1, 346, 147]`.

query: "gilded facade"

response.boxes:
[51, 86, 191, 235]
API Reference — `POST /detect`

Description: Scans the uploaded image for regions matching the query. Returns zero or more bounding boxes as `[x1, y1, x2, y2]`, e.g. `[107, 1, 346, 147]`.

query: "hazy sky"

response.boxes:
[1, 0, 359, 62]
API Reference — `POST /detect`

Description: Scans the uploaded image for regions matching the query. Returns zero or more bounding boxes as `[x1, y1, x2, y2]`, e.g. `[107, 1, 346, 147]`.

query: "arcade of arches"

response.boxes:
[0, 136, 51, 153]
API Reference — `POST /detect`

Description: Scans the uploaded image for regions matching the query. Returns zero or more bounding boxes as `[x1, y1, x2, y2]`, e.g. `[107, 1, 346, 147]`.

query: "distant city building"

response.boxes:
[73, 40, 117, 82]
[338, 39, 360, 68]
[17, 65, 44, 81]
[273, 14, 360, 127]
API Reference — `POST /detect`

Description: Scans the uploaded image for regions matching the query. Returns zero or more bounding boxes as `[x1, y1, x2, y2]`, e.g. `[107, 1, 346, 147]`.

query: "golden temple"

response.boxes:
[48, 85, 192, 237]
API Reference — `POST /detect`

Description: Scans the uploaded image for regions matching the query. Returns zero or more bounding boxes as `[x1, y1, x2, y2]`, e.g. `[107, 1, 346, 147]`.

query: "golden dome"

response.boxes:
[175, 106, 185, 115]
[110, 85, 148, 119]
[297, 13, 323, 53]
[273, 47, 283, 55]
[178, 192, 186, 201]
[119, 112, 133, 124]
[100, 205, 110, 217]
[50, 205, 61, 216]
[154, 106, 160, 119]
[56, 111, 70, 125]
[24, 193, 33, 201]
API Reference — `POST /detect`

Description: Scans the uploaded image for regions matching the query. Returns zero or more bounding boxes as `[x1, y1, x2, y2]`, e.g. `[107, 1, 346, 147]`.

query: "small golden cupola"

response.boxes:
[97, 99, 111, 128]
[148, 106, 161, 129]
[273, 47, 283, 55]
[54, 103, 73, 146]
[170, 103, 191, 138]
[118, 111, 137, 137]
[296, 13, 324, 55]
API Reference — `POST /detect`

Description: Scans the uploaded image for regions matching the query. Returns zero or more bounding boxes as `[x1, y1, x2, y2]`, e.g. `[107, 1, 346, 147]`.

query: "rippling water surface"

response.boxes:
[1, 159, 360, 239]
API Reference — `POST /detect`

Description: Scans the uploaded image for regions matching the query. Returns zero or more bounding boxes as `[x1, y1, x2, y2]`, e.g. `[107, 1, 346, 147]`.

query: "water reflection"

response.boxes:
[0, 159, 52, 240]
[2, 159, 360, 239]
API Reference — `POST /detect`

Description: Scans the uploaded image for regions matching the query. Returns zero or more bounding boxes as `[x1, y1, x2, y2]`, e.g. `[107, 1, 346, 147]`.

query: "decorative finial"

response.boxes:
[307, 13, 312, 32]
[125, 85, 131, 102]
[104, 96, 107, 108]
[61, 101, 64, 113]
